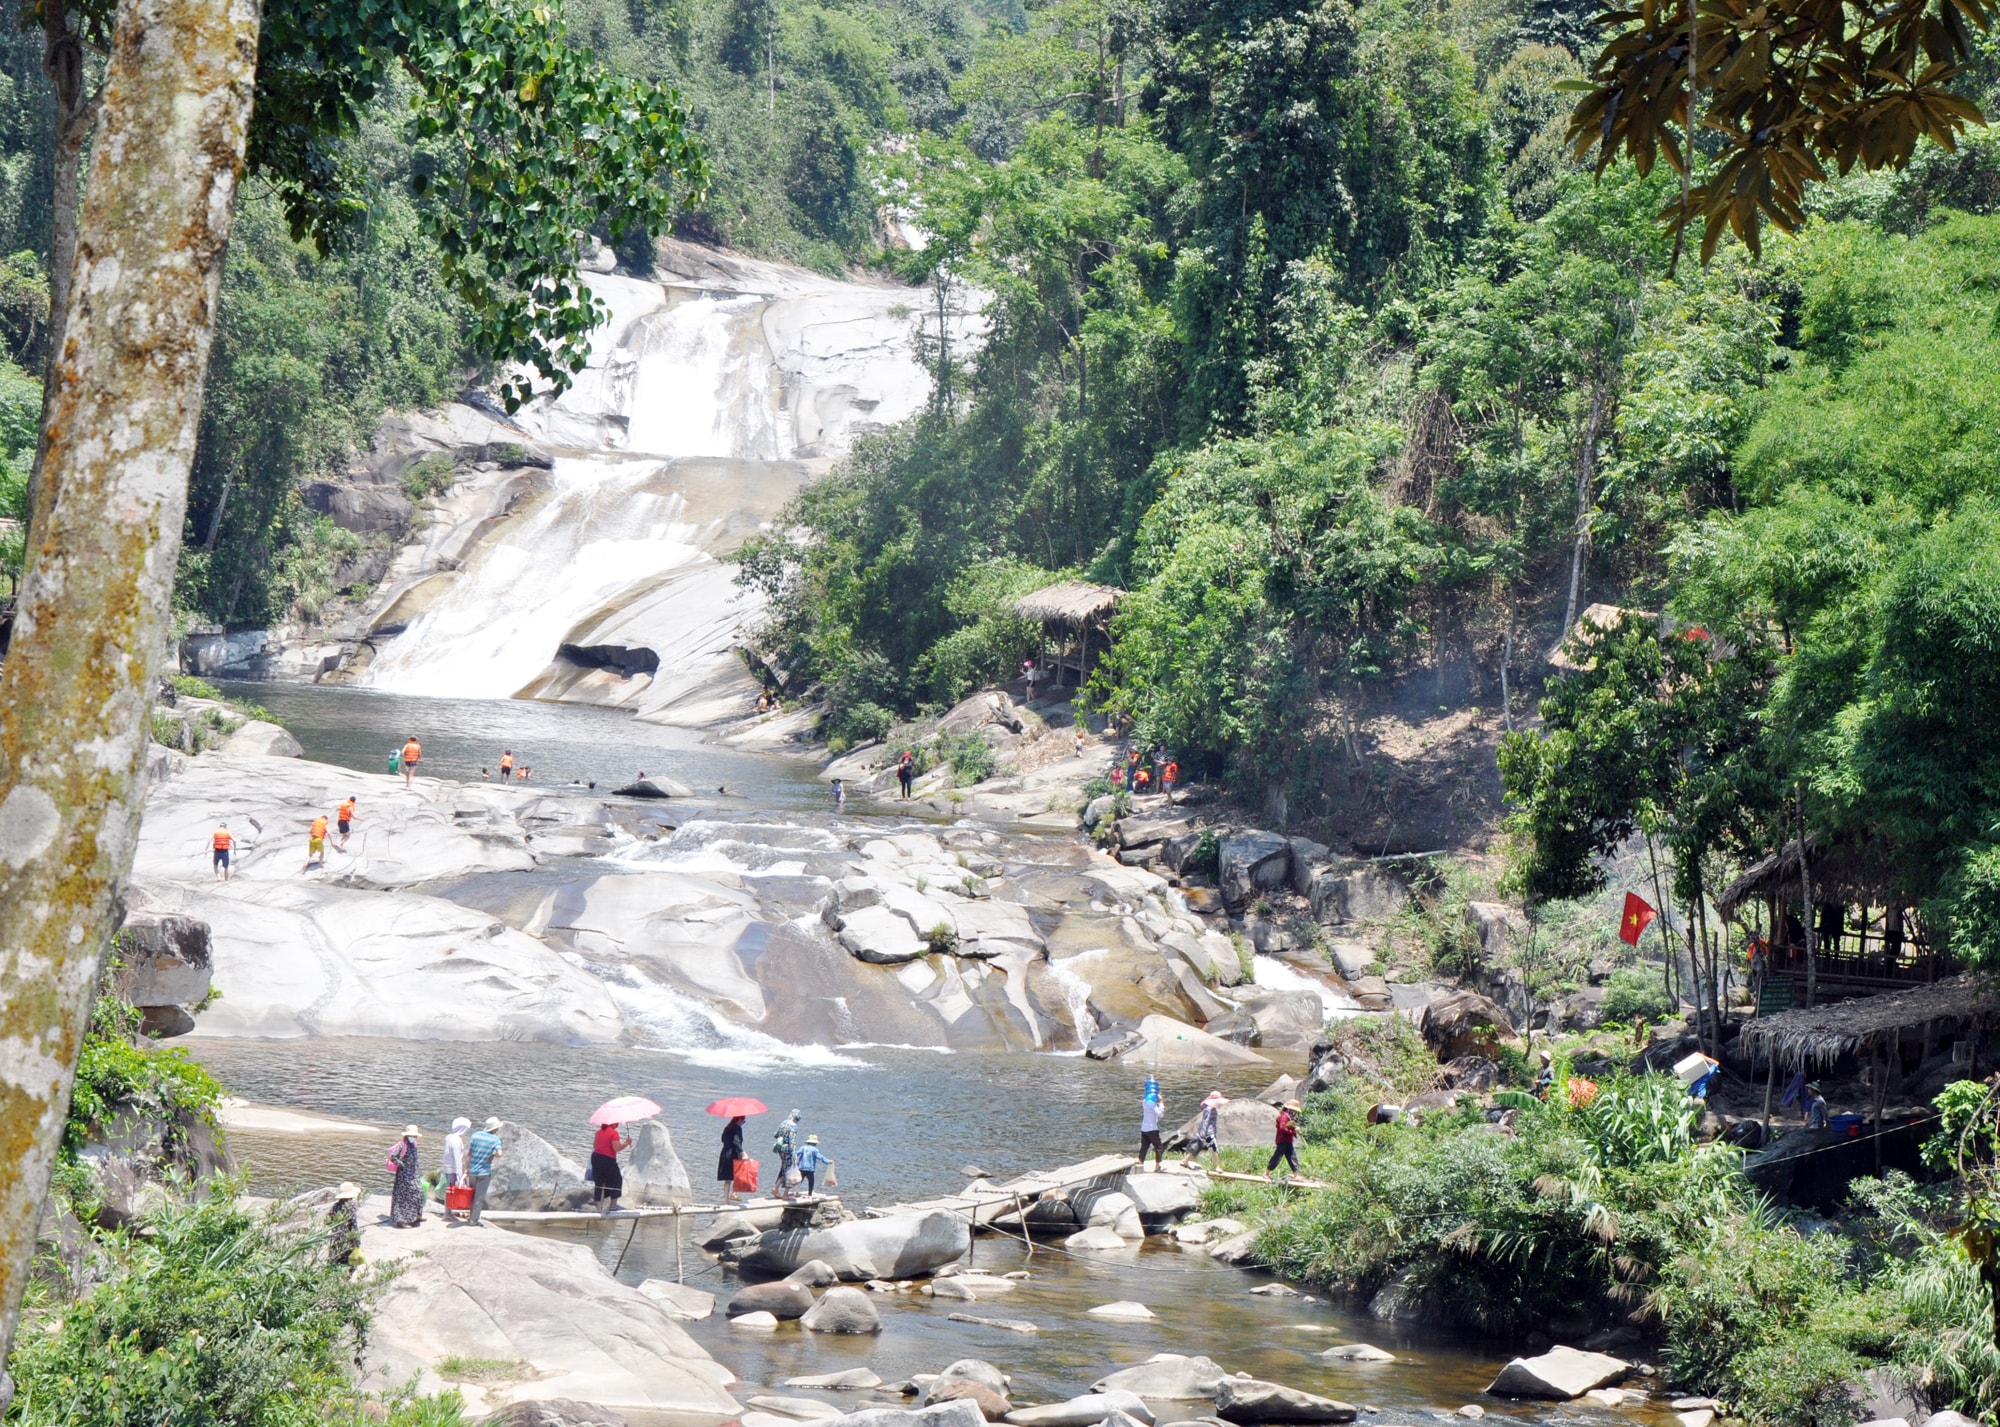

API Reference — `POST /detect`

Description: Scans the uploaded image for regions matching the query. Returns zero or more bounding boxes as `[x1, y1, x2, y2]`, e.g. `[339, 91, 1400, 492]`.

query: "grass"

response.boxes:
[433, 1356, 532, 1384]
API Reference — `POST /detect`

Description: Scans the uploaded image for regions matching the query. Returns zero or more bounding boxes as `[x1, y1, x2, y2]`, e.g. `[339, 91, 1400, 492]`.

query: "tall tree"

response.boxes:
[0, 0, 261, 1391]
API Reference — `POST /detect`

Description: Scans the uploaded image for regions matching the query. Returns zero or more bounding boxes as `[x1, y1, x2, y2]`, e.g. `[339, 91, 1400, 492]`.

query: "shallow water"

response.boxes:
[214, 681, 834, 813]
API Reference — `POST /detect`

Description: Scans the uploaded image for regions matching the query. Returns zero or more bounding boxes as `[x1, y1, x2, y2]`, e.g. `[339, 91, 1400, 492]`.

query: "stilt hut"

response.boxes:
[1717, 836, 1956, 1007]
[1013, 581, 1122, 692]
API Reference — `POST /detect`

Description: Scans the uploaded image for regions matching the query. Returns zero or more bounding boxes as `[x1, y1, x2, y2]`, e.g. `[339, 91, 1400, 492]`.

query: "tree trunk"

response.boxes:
[1798, 787, 1818, 1009]
[1561, 375, 1610, 639]
[0, 0, 261, 1377]
[26, 0, 103, 537]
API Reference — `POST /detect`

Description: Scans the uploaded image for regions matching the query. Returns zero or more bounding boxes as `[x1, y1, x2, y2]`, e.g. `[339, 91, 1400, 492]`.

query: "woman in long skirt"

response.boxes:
[592, 1121, 631, 1215]
[717, 1115, 746, 1200]
[388, 1125, 425, 1227]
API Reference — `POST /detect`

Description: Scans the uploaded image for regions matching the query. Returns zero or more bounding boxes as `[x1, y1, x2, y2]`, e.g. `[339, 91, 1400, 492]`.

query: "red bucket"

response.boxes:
[444, 1184, 474, 1211]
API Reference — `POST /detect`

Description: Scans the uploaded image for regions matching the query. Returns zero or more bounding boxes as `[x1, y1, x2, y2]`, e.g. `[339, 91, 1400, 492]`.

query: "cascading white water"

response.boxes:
[1048, 960, 1100, 1042]
[363, 456, 712, 700]
[359, 253, 981, 717]
[1251, 953, 1363, 1019]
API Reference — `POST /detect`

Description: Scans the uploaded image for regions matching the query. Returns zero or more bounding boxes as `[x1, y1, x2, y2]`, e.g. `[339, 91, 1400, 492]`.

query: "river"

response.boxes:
[189, 683, 1609, 1424]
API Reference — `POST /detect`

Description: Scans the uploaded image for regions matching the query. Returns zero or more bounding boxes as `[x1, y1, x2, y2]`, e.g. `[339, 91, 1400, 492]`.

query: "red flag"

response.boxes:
[1619, 892, 1658, 946]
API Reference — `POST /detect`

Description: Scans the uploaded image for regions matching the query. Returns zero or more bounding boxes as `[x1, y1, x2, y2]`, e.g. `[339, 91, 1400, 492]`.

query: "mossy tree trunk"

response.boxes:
[0, 0, 260, 1386]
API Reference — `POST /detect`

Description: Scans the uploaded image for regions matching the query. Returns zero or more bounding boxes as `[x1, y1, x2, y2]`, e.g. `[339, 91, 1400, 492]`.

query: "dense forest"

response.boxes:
[0, 0, 1996, 956]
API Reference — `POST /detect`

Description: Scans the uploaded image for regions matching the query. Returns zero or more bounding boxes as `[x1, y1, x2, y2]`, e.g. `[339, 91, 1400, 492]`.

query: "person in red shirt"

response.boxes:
[1267, 1098, 1302, 1181]
[591, 1121, 631, 1215]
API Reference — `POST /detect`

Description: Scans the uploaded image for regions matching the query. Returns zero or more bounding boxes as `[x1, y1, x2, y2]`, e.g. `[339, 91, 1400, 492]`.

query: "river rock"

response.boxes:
[1120, 1014, 1271, 1068]
[1219, 832, 1293, 905]
[114, 896, 215, 1010]
[947, 1312, 1040, 1333]
[612, 777, 693, 799]
[623, 1119, 690, 1204]
[700, 1213, 759, 1249]
[1320, 1345, 1394, 1362]
[749, 1397, 844, 1420]
[480, 1404, 632, 1427]
[833, 1404, 989, 1427]
[930, 1277, 978, 1300]
[1008, 1392, 1156, 1426]
[1173, 1218, 1242, 1245]
[222, 721, 305, 758]
[931, 1380, 1011, 1417]
[1094, 1354, 1230, 1400]
[786, 1370, 886, 1390]
[836, 904, 931, 964]
[1209, 1231, 1265, 1266]
[1087, 1301, 1155, 1320]
[358, 1216, 738, 1419]
[1486, 1346, 1630, 1399]
[1065, 1226, 1130, 1251]
[1172, 1098, 1277, 1150]
[733, 1209, 970, 1282]
[731, 1311, 780, 1329]
[1676, 1414, 1714, 1427]
[730, 1281, 817, 1319]
[1419, 990, 1516, 1061]
[1118, 1171, 1201, 1220]
[1213, 1379, 1356, 1423]
[1923, 1415, 1981, 1427]
[73, 1100, 230, 1230]
[1078, 1189, 1143, 1237]
[486, 1123, 592, 1211]
[804, 1287, 884, 1327]
[788, 1259, 842, 1286]
[1233, 991, 1326, 1052]
[636, 1280, 714, 1319]
[925, 1360, 1008, 1404]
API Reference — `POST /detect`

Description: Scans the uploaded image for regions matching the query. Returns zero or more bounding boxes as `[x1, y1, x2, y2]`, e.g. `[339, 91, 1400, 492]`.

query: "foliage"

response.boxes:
[4, 1189, 435, 1427]
[1568, 0, 1992, 259]
[1599, 966, 1674, 1024]
[63, 993, 223, 1163]
[932, 729, 997, 785]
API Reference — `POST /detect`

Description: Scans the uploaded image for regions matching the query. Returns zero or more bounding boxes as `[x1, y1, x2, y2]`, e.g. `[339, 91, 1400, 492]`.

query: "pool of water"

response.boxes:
[214, 681, 835, 813]
[196, 1037, 1572, 1423]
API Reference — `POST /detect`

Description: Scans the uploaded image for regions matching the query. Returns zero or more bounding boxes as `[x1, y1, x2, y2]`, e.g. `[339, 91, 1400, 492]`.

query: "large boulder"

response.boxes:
[114, 900, 214, 1011]
[222, 720, 306, 758]
[636, 1280, 714, 1320]
[1486, 1347, 1630, 1399]
[1169, 1097, 1277, 1150]
[1463, 901, 1527, 959]
[480, 1403, 631, 1427]
[1074, 1187, 1142, 1238]
[1419, 989, 1516, 1061]
[1213, 1380, 1356, 1424]
[729, 1209, 970, 1282]
[486, 1123, 591, 1211]
[73, 1101, 231, 1230]
[1308, 863, 1407, 925]
[358, 1216, 739, 1419]
[1093, 1355, 1230, 1400]
[802, 1286, 882, 1334]
[623, 1120, 690, 1205]
[1219, 832, 1293, 906]
[1234, 990, 1326, 1052]
[1118, 1172, 1201, 1221]
[829, 1405, 988, 1427]
[1118, 1015, 1270, 1068]
[1116, 812, 1197, 850]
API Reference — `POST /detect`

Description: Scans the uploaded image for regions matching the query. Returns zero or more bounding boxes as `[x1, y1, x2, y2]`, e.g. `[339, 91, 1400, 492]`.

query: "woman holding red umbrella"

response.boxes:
[707, 1096, 767, 1201]
[587, 1095, 662, 1216]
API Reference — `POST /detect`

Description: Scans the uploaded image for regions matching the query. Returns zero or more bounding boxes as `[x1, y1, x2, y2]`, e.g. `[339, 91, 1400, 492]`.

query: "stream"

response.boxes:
[189, 684, 1641, 1426]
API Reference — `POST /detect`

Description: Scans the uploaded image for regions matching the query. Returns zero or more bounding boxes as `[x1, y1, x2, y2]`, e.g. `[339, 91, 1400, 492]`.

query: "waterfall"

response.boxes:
[358, 250, 980, 720]
[1049, 960, 1100, 1042]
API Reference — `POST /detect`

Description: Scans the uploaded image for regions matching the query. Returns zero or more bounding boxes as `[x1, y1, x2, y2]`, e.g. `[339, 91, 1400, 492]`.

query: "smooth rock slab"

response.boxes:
[803, 1286, 883, 1334]
[733, 1209, 970, 1282]
[1486, 1346, 1630, 1400]
[749, 1397, 843, 1420]
[481, 1403, 632, 1427]
[1319, 1345, 1394, 1363]
[1213, 1378, 1356, 1424]
[947, 1312, 1040, 1333]
[1065, 1226, 1130, 1251]
[1093, 1354, 1230, 1400]
[357, 1216, 737, 1419]
[786, 1370, 886, 1391]
[826, 1404, 989, 1427]
[1007, 1392, 1157, 1426]
[1120, 1014, 1271, 1068]
[1087, 1301, 1156, 1321]
[731, 1311, 780, 1329]
[636, 1279, 714, 1319]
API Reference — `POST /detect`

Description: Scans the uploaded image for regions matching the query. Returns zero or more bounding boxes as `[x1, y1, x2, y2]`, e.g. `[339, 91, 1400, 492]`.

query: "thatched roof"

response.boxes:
[1715, 837, 1911, 922]
[1547, 604, 1656, 669]
[1014, 581, 1123, 627]
[1738, 972, 2000, 1070]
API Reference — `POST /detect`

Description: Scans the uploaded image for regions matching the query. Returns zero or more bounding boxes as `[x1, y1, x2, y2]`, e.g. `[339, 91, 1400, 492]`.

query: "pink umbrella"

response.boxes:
[590, 1095, 662, 1126]
[706, 1096, 768, 1117]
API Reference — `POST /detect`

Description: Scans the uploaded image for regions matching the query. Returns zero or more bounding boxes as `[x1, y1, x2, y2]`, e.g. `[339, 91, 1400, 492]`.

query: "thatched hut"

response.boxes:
[1013, 581, 1123, 688]
[1718, 836, 1953, 1003]
[1737, 973, 2000, 1073]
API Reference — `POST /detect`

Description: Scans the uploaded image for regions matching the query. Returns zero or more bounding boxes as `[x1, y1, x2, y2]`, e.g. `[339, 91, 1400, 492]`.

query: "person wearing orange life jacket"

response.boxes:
[499, 750, 514, 780]
[209, 823, 234, 882]
[303, 814, 330, 872]
[400, 735, 422, 789]
[336, 796, 356, 851]
[1162, 758, 1180, 801]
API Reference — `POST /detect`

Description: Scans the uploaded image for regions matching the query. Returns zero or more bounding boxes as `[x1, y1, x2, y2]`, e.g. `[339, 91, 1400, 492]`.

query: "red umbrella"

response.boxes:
[591, 1095, 662, 1125]
[706, 1096, 768, 1117]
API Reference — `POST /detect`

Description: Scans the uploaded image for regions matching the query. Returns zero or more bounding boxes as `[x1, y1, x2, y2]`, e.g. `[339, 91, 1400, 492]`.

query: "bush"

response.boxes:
[66, 991, 223, 1163]
[9, 1190, 381, 1427]
[826, 699, 894, 751]
[1600, 966, 1675, 1024]
[934, 730, 996, 785]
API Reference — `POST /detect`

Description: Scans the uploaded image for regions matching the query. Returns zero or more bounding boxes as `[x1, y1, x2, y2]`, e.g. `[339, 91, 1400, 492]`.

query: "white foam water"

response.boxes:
[1251, 953, 1363, 1019]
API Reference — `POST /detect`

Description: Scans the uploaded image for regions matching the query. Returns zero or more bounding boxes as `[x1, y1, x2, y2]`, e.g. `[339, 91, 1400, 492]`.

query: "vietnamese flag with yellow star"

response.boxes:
[1619, 892, 1658, 946]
